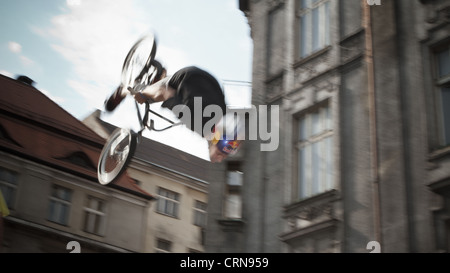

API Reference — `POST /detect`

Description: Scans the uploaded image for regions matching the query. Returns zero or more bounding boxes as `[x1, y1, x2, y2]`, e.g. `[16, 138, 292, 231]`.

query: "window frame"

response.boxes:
[433, 43, 450, 148]
[295, 0, 331, 60]
[156, 187, 180, 218]
[193, 200, 207, 228]
[0, 167, 19, 210]
[155, 238, 172, 253]
[293, 101, 334, 200]
[224, 162, 243, 219]
[48, 184, 72, 226]
[83, 195, 107, 236]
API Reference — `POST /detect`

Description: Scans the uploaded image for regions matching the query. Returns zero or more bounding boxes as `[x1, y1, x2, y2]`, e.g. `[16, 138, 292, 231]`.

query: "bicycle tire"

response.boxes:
[121, 34, 157, 89]
[98, 128, 137, 185]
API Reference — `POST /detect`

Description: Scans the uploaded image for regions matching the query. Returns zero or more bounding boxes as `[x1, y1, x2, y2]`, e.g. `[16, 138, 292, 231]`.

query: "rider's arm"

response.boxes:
[133, 77, 176, 104]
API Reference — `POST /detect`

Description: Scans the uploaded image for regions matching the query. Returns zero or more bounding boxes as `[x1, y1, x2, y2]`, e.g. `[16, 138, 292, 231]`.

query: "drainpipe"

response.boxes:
[362, 0, 382, 249]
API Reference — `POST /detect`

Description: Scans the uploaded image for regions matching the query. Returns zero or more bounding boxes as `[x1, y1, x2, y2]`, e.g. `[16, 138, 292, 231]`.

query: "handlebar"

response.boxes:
[127, 59, 182, 134]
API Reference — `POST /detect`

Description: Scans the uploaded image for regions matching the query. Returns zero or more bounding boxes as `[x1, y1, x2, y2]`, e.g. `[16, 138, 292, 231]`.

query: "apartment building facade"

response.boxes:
[0, 75, 154, 252]
[205, 0, 450, 253]
[84, 111, 216, 253]
[1, 73, 216, 253]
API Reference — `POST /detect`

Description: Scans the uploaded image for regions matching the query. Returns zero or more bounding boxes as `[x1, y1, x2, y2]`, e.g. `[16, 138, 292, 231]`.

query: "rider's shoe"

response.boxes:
[104, 85, 126, 112]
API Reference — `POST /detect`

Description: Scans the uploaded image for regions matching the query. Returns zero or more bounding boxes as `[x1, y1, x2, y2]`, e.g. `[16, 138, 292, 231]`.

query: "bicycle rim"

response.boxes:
[98, 128, 137, 185]
[121, 34, 157, 89]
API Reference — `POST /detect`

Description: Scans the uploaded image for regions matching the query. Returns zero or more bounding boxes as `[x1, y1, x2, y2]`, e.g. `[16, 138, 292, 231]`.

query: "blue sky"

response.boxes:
[0, 0, 253, 159]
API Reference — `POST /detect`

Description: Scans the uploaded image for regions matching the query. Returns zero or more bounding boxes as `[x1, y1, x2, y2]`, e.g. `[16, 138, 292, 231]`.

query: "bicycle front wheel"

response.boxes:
[98, 128, 137, 185]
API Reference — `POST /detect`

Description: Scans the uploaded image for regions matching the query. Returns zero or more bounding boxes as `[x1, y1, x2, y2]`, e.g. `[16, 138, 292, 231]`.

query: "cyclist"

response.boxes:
[104, 66, 242, 163]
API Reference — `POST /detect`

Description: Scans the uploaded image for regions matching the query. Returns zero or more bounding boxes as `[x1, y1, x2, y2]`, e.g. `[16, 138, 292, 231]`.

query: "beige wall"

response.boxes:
[128, 160, 208, 253]
[1, 152, 149, 253]
[82, 111, 211, 253]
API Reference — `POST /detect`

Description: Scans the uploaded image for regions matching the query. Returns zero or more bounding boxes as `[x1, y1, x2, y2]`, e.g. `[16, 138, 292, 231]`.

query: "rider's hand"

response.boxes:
[133, 91, 148, 104]
[128, 85, 148, 104]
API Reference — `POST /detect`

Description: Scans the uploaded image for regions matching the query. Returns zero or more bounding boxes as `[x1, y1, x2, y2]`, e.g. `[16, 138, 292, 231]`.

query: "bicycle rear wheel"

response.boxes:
[98, 128, 137, 185]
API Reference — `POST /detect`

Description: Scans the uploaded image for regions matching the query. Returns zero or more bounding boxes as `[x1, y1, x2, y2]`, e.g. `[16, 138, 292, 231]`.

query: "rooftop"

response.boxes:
[0, 74, 154, 200]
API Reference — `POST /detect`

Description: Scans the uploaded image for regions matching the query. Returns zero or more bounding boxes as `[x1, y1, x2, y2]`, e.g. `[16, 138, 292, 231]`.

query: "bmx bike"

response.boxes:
[97, 33, 181, 185]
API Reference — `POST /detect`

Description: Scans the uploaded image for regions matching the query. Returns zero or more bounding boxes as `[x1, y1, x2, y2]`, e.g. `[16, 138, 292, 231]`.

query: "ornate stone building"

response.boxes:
[205, 0, 450, 253]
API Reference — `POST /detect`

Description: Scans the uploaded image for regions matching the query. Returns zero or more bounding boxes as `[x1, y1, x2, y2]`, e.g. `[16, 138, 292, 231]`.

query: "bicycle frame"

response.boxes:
[97, 89, 181, 186]
[134, 97, 181, 137]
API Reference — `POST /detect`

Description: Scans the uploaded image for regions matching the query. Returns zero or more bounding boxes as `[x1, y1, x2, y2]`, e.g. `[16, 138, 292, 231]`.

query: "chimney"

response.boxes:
[16, 75, 35, 86]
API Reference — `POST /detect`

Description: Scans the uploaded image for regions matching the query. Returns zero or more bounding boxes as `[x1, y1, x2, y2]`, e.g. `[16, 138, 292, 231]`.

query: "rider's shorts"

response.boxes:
[162, 66, 227, 137]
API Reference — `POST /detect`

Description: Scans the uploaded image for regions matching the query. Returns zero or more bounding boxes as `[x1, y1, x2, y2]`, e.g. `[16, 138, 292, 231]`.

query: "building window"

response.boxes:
[155, 238, 172, 253]
[48, 184, 72, 225]
[156, 187, 180, 218]
[435, 44, 450, 147]
[83, 196, 106, 236]
[193, 200, 207, 227]
[296, 0, 330, 59]
[224, 162, 243, 219]
[0, 168, 18, 209]
[295, 103, 334, 199]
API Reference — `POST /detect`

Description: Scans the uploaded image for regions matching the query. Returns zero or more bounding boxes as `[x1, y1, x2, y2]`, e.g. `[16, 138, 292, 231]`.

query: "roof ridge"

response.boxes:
[0, 74, 104, 143]
[0, 75, 154, 200]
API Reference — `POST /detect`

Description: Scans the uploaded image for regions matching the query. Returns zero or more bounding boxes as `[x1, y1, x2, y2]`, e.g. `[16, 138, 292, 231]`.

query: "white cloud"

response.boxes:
[19, 55, 35, 67]
[44, 0, 150, 104]
[0, 70, 14, 78]
[40, 89, 66, 104]
[66, 0, 81, 6]
[40, 0, 250, 107]
[223, 85, 252, 107]
[8, 41, 22, 53]
[66, 79, 108, 110]
[157, 45, 192, 75]
[40, 0, 192, 110]
[8, 41, 35, 68]
[43, 5, 186, 101]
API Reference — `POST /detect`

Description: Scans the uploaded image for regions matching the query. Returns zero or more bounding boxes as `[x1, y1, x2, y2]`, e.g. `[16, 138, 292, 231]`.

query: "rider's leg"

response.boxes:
[104, 85, 127, 112]
[105, 68, 167, 112]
